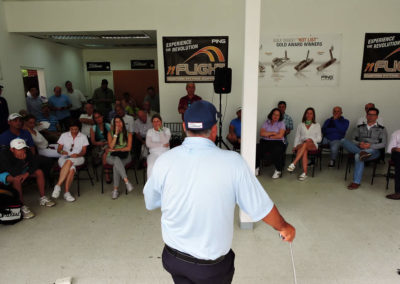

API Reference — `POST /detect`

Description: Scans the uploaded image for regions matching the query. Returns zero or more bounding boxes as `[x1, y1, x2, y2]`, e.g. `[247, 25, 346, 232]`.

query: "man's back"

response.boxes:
[145, 137, 273, 260]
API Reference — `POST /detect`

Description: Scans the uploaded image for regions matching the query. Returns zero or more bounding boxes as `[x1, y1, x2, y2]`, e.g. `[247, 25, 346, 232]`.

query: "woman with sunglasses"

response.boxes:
[52, 119, 89, 202]
[105, 115, 134, 199]
[145, 114, 171, 178]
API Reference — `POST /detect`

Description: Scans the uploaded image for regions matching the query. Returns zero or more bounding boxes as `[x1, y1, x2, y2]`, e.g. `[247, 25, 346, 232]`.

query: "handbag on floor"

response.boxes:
[0, 186, 22, 225]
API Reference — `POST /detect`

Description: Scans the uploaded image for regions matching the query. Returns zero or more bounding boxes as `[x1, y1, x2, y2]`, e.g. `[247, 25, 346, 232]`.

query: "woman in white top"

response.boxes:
[23, 115, 60, 158]
[145, 114, 171, 178]
[287, 107, 322, 181]
[52, 119, 89, 202]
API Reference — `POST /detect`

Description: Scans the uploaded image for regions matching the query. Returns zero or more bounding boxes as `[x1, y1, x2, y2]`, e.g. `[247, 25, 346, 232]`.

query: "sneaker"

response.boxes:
[21, 205, 35, 219]
[39, 196, 55, 207]
[287, 163, 296, 172]
[347, 182, 360, 190]
[63, 192, 75, 202]
[298, 172, 307, 181]
[112, 190, 120, 200]
[328, 160, 335, 167]
[359, 151, 372, 161]
[272, 170, 281, 179]
[125, 182, 134, 193]
[255, 167, 260, 176]
[386, 193, 400, 200]
[52, 185, 61, 199]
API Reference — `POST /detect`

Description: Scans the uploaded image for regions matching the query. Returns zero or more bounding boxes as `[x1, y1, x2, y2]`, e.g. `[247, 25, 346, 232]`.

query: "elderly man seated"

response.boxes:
[0, 139, 55, 219]
[322, 106, 349, 167]
[341, 107, 387, 190]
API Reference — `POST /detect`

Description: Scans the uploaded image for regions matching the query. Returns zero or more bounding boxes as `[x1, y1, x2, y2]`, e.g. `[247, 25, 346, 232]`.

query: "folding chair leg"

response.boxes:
[386, 164, 390, 190]
[77, 171, 80, 197]
[101, 168, 104, 194]
[87, 169, 94, 186]
[371, 161, 378, 185]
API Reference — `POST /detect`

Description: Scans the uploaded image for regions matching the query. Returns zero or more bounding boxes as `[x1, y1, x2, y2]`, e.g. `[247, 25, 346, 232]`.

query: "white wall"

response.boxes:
[0, 0, 86, 113]
[3, 0, 245, 139]
[82, 47, 158, 95]
[259, 0, 400, 146]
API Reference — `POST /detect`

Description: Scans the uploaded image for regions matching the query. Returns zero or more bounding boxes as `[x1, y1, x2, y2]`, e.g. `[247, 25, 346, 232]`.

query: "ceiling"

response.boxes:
[23, 30, 157, 49]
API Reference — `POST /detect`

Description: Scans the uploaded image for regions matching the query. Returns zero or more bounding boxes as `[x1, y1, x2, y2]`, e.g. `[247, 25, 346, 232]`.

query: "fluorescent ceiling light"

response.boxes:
[50, 35, 99, 40]
[101, 34, 150, 39]
[49, 34, 150, 40]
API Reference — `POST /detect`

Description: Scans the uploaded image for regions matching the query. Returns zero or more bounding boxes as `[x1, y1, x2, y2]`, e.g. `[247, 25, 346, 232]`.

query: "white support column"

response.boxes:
[239, 0, 261, 230]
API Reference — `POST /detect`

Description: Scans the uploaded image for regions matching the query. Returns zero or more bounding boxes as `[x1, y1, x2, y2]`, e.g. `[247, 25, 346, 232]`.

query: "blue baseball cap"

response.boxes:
[184, 100, 217, 131]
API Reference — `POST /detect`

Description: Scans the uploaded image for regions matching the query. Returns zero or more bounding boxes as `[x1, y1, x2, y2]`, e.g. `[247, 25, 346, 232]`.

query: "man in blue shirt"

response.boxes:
[322, 106, 349, 167]
[0, 113, 34, 150]
[227, 106, 241, 150]
[48, 86, 71, 130]
[144, 100, 295, 284]
[26, 86, 47, 120]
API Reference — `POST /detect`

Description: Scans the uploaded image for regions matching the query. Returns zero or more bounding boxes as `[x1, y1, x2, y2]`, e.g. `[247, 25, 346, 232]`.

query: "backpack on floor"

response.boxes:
[0, 186, 22, 225]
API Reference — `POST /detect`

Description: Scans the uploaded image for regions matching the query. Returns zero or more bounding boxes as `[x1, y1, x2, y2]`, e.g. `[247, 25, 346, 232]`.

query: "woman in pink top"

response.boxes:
[258, 108, 286, 179]
[287, 107, 321, 181]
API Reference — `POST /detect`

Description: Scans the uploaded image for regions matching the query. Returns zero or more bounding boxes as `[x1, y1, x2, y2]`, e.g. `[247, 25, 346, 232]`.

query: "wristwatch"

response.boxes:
[113, 134, 118, 138]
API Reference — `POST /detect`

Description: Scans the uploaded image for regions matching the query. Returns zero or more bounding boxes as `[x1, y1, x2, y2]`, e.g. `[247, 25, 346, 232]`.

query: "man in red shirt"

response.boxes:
[177, 83, 202, 120]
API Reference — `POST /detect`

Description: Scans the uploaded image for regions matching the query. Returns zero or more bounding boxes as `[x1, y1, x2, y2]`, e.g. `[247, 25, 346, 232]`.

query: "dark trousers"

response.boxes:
[70, 109, 82, 120]
[257, 139, 285, 171]
[162, 246, 235, 284]
[59, 116, 71, 131]
[392, 151, 400, 193]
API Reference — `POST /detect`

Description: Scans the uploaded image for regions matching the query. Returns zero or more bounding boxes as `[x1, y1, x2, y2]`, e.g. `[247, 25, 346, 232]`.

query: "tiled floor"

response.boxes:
[0, 160, 399, 284]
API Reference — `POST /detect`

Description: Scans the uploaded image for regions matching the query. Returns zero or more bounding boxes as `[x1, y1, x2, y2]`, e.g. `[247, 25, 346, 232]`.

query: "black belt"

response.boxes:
[165, 245, 225, 265]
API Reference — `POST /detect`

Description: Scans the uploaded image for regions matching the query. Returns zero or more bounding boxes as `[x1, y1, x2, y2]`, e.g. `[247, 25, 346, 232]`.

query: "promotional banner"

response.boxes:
[163, 36, 228, 83]
[259, 34, 342, 87]
[361, 33, 400, 80]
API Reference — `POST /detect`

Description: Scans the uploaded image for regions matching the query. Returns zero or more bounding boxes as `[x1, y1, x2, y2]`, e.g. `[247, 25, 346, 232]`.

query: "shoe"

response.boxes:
[125, 182, 134, 193]
[347, 182, 360, 190]
[328, 160, 335, 167]
[298, 172, 307, 181]
[272, 170, 281, 179]
[112, 190, 119, 200]
[63, 192, 75, 202]
[386, 193, 400, 200]
[52, 185, 61, 199]
[359, 151, 372, 161]
[21, 205, 35, 219]
[39, 196, 55, 207]
[287, 163, 296, 172]
[255, 167, 260, 176]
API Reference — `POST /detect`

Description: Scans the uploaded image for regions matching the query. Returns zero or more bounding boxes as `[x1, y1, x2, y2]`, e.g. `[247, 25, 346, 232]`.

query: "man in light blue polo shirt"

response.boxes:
[144, 100, 295, 284]
[48, 86, 71, 130]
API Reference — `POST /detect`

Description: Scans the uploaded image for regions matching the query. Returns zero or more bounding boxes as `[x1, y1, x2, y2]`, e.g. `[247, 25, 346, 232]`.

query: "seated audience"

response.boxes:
[52, 119, 89, 202]
[105, 116, 134, 199]
[90, 111, 111, 166]
[121, 92, 139, 118]
[133, 110, 153, 160]
[143, 100, 158, 118]
[0, 113, 53, 180]
[357, 102, 384, 126]
[26, 86, 47, 120]
[287, 107, 322, 181]
[227, 107, 241, 149]
[386, 129, 400, 200]
[178, 82, 202, 120]
[257, 108, 286, 179]
[145, 114, 171, 178]
[341, 107, 387, 190]
[108, 100, 121, 122]
[321, 106, 349, 167]
[0, 138, 55, 219]
[79, 103, 95, 138]
[48, 86, 72, 130]
[112, 104, 135, 133]
[23, 115, 60, 158]
[277, 101, 293, 146]
[37, 104, 61, 143]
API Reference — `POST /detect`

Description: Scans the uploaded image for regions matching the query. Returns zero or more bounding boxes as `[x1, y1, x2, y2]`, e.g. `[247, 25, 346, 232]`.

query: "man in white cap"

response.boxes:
[0, 138, 55, 219]
[144, 100, 295, 283]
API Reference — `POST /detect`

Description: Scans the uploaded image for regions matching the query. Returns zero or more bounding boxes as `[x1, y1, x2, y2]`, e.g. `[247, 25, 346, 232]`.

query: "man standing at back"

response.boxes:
[177, 82, 202, 121]
[144, 100, 295, 283]
[48, 86, 71, 130]
[65, 81, 86, 119]
[93, 79, 114, 118]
